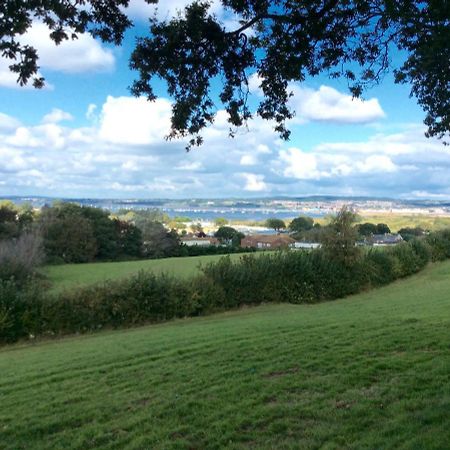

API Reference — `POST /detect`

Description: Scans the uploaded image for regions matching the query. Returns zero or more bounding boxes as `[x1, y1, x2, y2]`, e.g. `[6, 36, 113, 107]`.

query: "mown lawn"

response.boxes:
[41, 253, 251, 293]
[2, 262, 450, 449]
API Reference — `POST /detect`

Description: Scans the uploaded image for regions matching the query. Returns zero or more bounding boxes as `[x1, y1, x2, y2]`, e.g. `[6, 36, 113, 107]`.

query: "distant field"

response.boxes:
[42, 253, 251, 293]
[355, 213, 450, 232]
[2, 261, 450, 449]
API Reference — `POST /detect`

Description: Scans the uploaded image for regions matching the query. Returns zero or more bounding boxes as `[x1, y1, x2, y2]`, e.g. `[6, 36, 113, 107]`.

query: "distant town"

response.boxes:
[4, 195, 450, 222]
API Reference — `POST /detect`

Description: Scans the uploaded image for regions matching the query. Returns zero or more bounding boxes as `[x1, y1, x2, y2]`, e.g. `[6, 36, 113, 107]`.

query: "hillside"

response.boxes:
[42, 253, 251, 293]
[1, 262, 450, 449]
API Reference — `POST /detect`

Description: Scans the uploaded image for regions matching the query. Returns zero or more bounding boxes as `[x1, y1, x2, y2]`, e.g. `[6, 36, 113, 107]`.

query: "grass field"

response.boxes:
[42, 253, 250, 293]
[330, 213, 450, 232]
[2, 261, 450, 449]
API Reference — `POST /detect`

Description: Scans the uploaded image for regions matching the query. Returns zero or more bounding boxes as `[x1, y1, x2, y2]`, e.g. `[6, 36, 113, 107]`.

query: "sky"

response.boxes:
[1, 0, 450, 200]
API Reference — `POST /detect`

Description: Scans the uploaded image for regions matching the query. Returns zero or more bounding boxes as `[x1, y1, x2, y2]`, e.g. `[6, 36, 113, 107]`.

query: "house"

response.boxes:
[370, 234, 403, 246]
[181, 235, 219, 247]
[241, 234, 295, 249]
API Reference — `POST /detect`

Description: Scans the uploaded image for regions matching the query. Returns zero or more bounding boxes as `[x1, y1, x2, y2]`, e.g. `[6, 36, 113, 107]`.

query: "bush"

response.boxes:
[0, 231, 44, 286]
[3, 229, 450, 345]
[0, 280, 44, 343]
[425, 230, 450, 261]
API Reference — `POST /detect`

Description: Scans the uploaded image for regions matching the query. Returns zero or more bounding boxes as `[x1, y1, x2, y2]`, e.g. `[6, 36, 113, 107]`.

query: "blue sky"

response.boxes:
[1, 0, 449, 200]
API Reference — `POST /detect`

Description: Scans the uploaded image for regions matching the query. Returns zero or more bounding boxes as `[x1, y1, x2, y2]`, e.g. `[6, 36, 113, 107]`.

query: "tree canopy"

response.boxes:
[265, 218, 286, 232]
[2, 1, 449, 148]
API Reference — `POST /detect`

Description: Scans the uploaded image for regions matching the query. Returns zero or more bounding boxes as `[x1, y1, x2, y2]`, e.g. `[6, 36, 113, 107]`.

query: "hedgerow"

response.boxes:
[2, 231, 450, 343]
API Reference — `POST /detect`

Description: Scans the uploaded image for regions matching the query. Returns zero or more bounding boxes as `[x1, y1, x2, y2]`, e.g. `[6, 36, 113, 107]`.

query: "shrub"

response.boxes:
[425, 230, 450, 261]
[0, 280, 44, 343]
[0, 231, 44, 286]
[2, 229, 450, 345]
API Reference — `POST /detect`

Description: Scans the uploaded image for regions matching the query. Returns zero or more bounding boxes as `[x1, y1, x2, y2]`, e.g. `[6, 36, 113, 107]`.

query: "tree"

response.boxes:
[190, 222, 204, 235]
[41, 213, 97, 263]
[355, 222, 378, 236]
[289, 216, 314, 234]
[398, 226, 426, 241]
[0, 203, 19, 240]
[266, 218, 286, 233]
[2, 1, 449, 148]
[375, 223, 391, 234]
[214, 226, 244, 246]
[320, 206, 361, 266]
[113, 219, 143, 258]
[141, 221, 180, 258]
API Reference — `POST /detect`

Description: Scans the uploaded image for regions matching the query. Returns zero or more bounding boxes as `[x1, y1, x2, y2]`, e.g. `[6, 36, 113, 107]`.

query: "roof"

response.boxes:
[371, 234, 403, 244]
[242, 234, 295, 244]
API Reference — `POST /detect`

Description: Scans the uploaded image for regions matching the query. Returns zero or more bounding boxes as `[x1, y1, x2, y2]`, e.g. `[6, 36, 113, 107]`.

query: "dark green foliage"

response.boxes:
[321, 206, 361, 266]
[289, 216, 314, 233]
[3, 2, 448, 146]
[265, 218, 286, 232]
[180, 244, 255, 257]
[398, 226, 426, 241]
[356, 222, 391, 236]
[214, 226, 244, 246]
[142, 222, 180, 258]
[0, 201, 35, 240]
[42, 214, 98, 263]
[425, 229, 450, 261]
[0, 231, 44, 286]
[113, 219, 142, 258]
[39, 203, 145, 263]
[0, 0, 132, 88]
[129, 1, 450, 147]
[0, 280, 44, 343]
[3, 230, 450, 343]
[375, 223, 391, 234]
[80, 206, 119, 260]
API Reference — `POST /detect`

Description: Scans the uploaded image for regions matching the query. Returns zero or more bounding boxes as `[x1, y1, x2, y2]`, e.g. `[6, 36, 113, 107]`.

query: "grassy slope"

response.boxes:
[345, 214, 450, 232]
[2, 263, 450, 449]
[42, 253, 249, 293]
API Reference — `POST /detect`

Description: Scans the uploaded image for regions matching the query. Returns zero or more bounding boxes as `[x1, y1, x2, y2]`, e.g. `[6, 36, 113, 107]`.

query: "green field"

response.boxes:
[42, 253, 250, 293]
[2, 261, 450, 449]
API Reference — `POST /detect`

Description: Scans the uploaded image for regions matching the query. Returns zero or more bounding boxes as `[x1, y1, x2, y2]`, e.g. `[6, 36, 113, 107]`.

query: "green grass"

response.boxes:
[1, 262, 450, 449]
[41, 253, 250, 293]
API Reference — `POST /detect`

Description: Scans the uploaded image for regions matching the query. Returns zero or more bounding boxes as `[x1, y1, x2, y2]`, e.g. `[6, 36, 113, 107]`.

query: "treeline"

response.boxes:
[3, 208, 450, 343]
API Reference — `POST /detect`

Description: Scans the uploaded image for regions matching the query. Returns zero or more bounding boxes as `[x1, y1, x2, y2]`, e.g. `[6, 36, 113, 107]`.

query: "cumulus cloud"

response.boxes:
[0, 22, 114, 89]
[42, 109, 74, 124]
[0, 95, 449, 199]
[0, 58, 51, 90]
[242, 173, 268, 192]
[23, 23, 115, 74]
[249, 74, 385, 125]
[98, 96, 172, 145]
[0, 113, 21, 131]
[290, 85, 385, 124]
[279, 148, 324, 180]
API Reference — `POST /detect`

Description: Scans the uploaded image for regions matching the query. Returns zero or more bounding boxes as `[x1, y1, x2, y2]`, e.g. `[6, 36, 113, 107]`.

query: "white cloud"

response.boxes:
[0, 58, 52, 90]
[249, 74, 385, 125]
[240, 154, 258, 166]
[98, 96, 172, 145]
[42, 109, 74, 124]
[23, 23, 115, 74]
[0, 113, 21, 131]
[86, 104, 98, 121]
[290, 85, 385, 124]
[279, 148, 323, 180]
[242, 173, 267, 192]
[0, 22, 114, 88]
[1, 94, 449, 199]
[357, 155, 397, 173]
